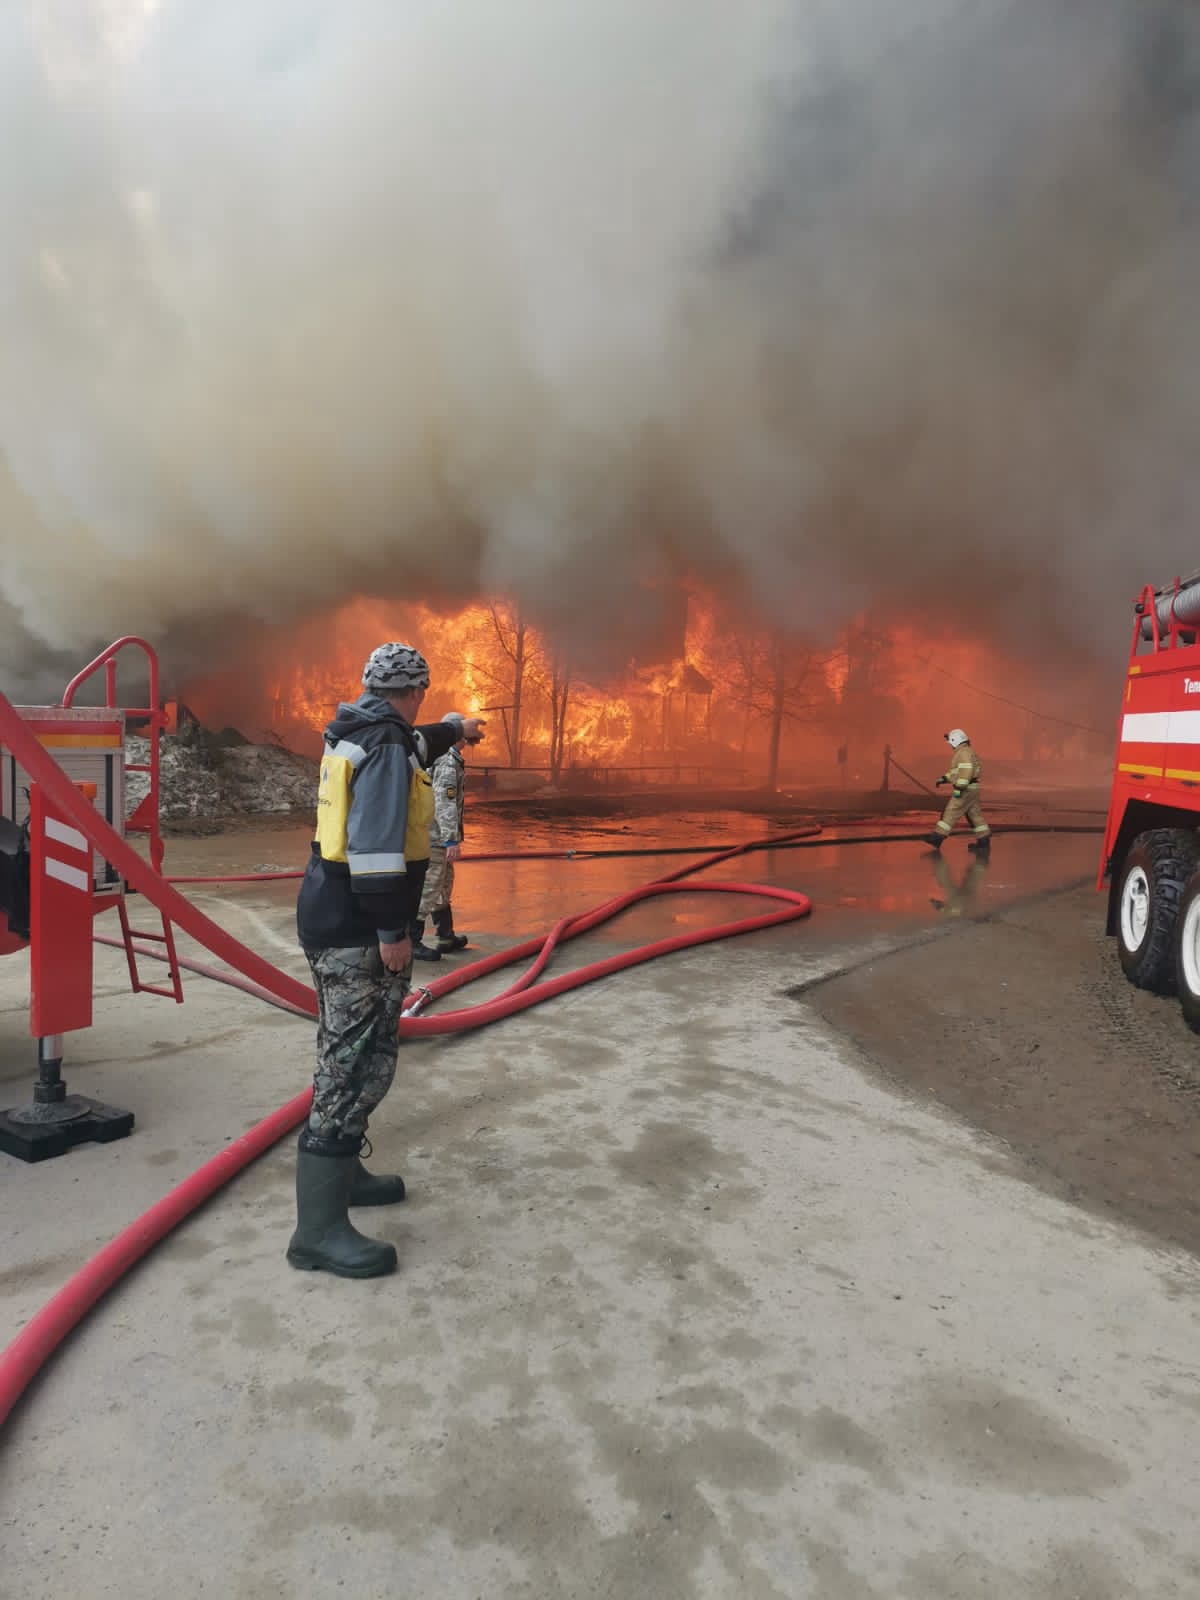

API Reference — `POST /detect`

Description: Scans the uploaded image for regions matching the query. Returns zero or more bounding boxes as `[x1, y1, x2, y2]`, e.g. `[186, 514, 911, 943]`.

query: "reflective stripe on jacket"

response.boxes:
[297, 694, 462, 949]
[943, 744, 982, 792]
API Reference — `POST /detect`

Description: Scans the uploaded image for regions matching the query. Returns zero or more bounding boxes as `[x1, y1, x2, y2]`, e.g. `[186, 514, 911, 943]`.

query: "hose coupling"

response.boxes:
[402, 985, 434, 1018]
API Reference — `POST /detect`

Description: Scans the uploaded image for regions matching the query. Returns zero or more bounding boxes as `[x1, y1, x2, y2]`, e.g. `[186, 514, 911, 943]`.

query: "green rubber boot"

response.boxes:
[287, 1135, 398, 1278]
[349, 1155, 406, 1207]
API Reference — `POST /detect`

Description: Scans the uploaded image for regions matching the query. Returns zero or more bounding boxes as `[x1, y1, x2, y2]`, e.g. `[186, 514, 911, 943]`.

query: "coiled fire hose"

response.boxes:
[0, 691, 817, 1425]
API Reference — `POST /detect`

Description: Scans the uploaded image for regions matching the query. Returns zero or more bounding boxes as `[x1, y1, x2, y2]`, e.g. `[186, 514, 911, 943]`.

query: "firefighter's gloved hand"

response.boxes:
[935, 777, 948, 787]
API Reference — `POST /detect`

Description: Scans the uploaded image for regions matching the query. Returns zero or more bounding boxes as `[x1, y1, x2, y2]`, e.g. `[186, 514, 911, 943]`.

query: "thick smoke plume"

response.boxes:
[2, 0, 1199, 701]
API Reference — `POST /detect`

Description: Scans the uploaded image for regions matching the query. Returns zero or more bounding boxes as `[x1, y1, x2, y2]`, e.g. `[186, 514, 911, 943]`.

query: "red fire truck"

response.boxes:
[1102, 574, 1200, 1031]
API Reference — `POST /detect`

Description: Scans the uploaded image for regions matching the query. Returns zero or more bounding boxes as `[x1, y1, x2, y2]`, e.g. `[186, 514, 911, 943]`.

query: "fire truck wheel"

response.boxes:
[1175, 872, 1200, 1032]
[1116, 830, 1199, 993]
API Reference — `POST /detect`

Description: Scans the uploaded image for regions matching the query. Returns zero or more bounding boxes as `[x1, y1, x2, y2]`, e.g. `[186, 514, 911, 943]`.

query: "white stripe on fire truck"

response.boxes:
[44, 818, 88, 855]
[44, 858, 90, 893]
[1121, 711, 1200, 743]
[1121, 712, 1169, 741]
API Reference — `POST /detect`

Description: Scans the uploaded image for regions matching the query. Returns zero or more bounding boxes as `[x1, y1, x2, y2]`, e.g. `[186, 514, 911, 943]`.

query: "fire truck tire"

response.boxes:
[1117, 830, 1200, 993]
[1174, 872, 1200, 1032]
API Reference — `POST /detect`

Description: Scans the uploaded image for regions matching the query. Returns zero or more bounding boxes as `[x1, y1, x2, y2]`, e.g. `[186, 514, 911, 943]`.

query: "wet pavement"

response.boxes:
[159, 798, 1104, 870]
[11, 811, 1186, 1600]
[164, 815, 1104, 996]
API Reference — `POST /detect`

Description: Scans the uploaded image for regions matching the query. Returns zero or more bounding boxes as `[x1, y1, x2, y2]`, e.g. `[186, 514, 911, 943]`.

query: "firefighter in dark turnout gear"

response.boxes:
[290, 642, 485, 1278]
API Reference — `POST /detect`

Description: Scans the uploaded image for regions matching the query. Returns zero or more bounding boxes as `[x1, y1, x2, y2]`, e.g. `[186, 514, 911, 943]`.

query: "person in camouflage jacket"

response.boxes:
[412, 714, 474, 959]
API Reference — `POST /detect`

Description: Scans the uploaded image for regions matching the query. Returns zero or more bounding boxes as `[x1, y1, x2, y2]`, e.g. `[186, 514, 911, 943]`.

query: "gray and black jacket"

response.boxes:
[296, 694, 463, 950]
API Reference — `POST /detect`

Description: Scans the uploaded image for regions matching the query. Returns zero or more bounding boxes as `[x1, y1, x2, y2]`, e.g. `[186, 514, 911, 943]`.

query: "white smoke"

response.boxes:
[2, 0, 1198, 699]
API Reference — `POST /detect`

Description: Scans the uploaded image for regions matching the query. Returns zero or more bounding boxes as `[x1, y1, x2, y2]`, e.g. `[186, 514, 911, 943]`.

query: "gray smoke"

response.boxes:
[2, 0, 1198, 702]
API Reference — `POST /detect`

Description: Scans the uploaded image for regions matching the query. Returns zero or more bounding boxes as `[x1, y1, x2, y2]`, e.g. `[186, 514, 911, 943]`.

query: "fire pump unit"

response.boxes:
[1102, 574, 1200, 1032]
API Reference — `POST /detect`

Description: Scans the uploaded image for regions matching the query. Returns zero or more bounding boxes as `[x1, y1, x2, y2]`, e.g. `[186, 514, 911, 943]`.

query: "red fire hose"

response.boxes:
[0, 690, 816, 1426]
[94, 935, 316, 1018]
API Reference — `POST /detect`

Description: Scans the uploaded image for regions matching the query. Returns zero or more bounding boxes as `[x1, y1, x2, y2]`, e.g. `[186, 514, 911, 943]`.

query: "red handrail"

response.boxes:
[1132, 584, 1160, 657]
[60, 635, 166, 872]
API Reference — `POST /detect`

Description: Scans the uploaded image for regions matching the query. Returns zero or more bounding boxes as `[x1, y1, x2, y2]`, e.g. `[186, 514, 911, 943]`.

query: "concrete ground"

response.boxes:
[2, 822, 1199, 1598]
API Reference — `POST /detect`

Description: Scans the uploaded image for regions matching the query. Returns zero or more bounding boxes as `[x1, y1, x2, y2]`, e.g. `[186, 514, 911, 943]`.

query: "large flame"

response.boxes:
[181, 585, 1113, 785]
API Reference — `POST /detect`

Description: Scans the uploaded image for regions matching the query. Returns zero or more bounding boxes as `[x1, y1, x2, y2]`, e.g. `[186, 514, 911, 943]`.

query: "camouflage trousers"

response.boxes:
[306, 945, 412, 1141]
[417, 845, 455, 919]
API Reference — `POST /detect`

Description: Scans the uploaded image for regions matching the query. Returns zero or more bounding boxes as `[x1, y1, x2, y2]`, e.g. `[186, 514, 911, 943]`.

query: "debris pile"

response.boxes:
[125, 730, 318, 824]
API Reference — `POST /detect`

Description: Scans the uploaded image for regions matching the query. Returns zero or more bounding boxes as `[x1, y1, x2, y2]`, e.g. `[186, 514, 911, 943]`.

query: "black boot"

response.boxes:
[349, 1139, 406, 1206]
[921, 833, 945, 850]
[968, 836, 991, 854]
[410, 917, 441, 962]
[287, 1131, 398, 1277]
[432, 907, 468, 953]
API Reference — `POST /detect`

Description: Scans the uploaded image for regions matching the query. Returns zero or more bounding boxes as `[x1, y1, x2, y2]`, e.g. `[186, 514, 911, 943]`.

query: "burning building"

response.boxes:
[174, 583, 1112, 798]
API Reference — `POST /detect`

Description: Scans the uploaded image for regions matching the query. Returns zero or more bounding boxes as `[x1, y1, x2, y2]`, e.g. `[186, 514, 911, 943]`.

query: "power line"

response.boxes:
[913, 655, 1109, 738]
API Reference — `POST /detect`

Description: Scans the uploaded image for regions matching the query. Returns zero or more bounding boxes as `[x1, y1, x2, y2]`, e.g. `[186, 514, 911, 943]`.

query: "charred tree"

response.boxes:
[487, 604, 528, 766]
[765, 633, 787, 791]
[548, 651, 572, 782]
[717, 622, 834, 789]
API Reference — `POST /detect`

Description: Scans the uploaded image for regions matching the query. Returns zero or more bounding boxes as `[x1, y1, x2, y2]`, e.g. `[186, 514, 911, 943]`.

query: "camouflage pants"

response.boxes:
[417, 845, 455, 919]
[936, 785, 990, 838]
[306, 945, 412, 1141]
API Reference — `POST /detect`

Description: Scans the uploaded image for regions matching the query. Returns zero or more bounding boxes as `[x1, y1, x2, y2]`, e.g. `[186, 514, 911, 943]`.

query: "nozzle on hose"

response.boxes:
[402, 985, 433, 1018]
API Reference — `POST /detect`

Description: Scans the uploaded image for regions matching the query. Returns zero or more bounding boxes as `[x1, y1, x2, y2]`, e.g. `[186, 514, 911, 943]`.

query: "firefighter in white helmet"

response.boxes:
[922, 727, 991, 852]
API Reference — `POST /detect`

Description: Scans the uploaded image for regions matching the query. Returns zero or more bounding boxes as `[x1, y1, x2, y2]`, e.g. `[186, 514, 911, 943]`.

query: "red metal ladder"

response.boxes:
[115, 895, 184, 1002]
[59, 636, 182, 1003]
[60, 634, 168, 874]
